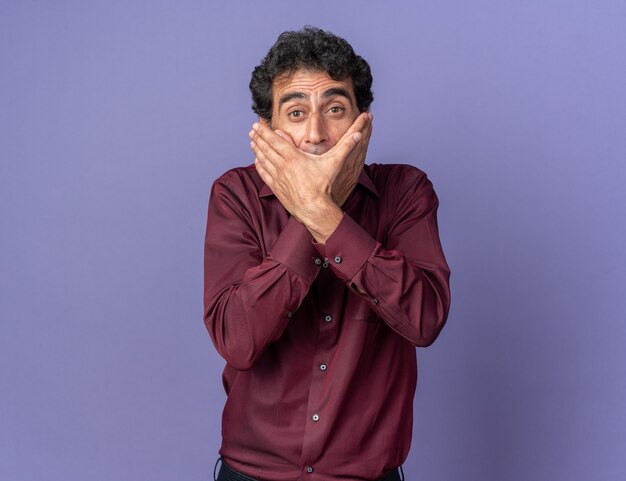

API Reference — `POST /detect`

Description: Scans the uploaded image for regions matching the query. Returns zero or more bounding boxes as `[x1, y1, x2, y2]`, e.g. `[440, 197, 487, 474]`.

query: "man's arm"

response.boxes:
[313, 168, 451, 347]
[205, 116, 370, 370]
[203, 175, 321, 371]
[249, 114, 450, 346]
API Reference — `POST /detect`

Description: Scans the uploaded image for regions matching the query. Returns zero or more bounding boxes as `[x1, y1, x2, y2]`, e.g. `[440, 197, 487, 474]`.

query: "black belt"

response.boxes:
[214, 457, 405, 481]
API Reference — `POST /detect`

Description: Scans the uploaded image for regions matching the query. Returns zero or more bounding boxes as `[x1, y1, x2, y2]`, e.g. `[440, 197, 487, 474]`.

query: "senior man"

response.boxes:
[203, 26, 451, 481]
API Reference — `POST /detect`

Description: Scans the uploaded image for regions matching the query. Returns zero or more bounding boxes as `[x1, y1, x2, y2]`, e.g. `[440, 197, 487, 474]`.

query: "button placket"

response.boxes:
[302, 285, 337, 471]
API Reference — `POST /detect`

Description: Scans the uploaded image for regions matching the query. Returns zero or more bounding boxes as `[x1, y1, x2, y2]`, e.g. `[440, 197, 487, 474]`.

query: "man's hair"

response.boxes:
[250, 26, 373, 122]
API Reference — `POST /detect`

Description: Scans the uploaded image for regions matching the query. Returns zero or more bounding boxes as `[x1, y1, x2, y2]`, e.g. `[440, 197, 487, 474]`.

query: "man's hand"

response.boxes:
[249, 112, 373, 243]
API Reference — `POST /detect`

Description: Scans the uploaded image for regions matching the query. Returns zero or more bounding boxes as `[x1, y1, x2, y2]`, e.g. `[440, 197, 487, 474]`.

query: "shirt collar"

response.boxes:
[258, 167, 379, 198]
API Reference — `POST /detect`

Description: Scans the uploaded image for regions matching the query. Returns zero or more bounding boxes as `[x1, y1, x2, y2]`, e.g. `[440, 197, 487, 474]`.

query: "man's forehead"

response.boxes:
[272, 69, 355, 99]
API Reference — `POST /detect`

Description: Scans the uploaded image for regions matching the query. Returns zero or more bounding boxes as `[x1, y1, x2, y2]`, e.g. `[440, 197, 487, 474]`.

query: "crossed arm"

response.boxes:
[204, 114, 450, 370]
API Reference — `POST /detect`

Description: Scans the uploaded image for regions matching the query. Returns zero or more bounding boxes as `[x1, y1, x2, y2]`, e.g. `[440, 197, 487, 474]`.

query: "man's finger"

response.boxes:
[347, 111, 371, 136]
[354, 113, 373, 156]
[356, 116, 373, 160]
[252, 122, 298, 158]
[250, 127, 287, 169]
[342, 114, 373, 170]
[362, 113, 373, 143]
[251, 139, 280, 179]
[325, 112, 371, 159]
[275, 129, 296, 146]
[327, 128, 363, 160]
[254, 157, 273, 186]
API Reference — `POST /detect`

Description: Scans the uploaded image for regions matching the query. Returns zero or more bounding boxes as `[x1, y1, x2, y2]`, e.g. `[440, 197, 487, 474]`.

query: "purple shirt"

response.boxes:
[203, 162, 451, 481]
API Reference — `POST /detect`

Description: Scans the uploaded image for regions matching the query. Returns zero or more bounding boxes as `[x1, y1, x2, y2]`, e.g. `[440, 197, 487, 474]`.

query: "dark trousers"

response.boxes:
[214, 457, 404, 481]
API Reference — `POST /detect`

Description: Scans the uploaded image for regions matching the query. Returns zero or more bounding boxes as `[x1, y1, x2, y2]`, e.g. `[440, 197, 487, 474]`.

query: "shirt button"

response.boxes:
[314, 257, 322, 265]
[306, 466, 314, 474]
[312, 413, 319, 422]
[320, 364, 327, 371]
[371, 298, 378, 305]
[324, 314, 332, 322]
[322, 258, 329, 269]
[287, 312, 293, 318]
[334, 255, 342, 264]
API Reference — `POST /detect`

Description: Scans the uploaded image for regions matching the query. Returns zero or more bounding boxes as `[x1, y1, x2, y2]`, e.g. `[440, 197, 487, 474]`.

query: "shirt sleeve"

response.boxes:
[203, 177, 321, 370]
[312, 168, 451, 347]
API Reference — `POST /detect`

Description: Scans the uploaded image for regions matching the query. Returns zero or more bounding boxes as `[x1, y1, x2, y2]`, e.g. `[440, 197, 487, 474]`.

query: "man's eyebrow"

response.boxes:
[278, 87, 353, 109]
[278, 92, 308, 108]
[322, 87, 352, 101]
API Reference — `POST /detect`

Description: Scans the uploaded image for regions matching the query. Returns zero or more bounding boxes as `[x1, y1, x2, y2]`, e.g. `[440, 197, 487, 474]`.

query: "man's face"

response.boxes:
[268, 69, 360, 155]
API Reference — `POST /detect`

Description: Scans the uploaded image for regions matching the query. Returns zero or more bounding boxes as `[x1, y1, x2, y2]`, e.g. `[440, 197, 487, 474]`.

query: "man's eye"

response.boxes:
[289, 111, 303, 118]
[329, 106, 345, 114]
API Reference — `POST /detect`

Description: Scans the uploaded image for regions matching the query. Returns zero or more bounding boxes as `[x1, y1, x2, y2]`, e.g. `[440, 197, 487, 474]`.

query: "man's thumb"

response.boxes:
[339, 132, 362, 155]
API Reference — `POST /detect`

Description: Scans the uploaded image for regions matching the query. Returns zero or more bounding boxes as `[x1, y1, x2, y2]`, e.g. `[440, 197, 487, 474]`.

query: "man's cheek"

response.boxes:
[331, 124, 353, 144]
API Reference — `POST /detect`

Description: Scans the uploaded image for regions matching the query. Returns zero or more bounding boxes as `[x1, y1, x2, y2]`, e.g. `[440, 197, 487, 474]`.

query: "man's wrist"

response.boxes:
[300, 198, 344, 244]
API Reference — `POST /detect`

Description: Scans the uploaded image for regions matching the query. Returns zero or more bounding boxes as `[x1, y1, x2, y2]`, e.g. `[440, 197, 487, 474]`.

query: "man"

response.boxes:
[204, 27, 451, 481]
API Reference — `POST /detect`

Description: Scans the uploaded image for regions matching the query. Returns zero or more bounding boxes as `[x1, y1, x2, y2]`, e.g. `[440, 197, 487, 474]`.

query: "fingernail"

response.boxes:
[250, 140, 256, 148]
[248, 130, 255, 138]
[353, 132, 362, 142]
[252, 123, 260, 131]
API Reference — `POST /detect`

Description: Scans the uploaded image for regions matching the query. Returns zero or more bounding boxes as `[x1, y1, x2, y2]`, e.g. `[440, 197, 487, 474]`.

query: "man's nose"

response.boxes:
[304, 113, 328, 145]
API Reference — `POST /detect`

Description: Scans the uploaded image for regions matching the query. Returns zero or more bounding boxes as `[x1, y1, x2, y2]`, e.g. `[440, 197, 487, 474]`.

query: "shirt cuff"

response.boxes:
[269, 216, 322, 283]
[312, 213, 378, 282]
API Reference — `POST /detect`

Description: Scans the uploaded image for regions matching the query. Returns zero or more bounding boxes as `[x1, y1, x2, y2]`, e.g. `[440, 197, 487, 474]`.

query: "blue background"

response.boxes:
[1, 1, 625, 480]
